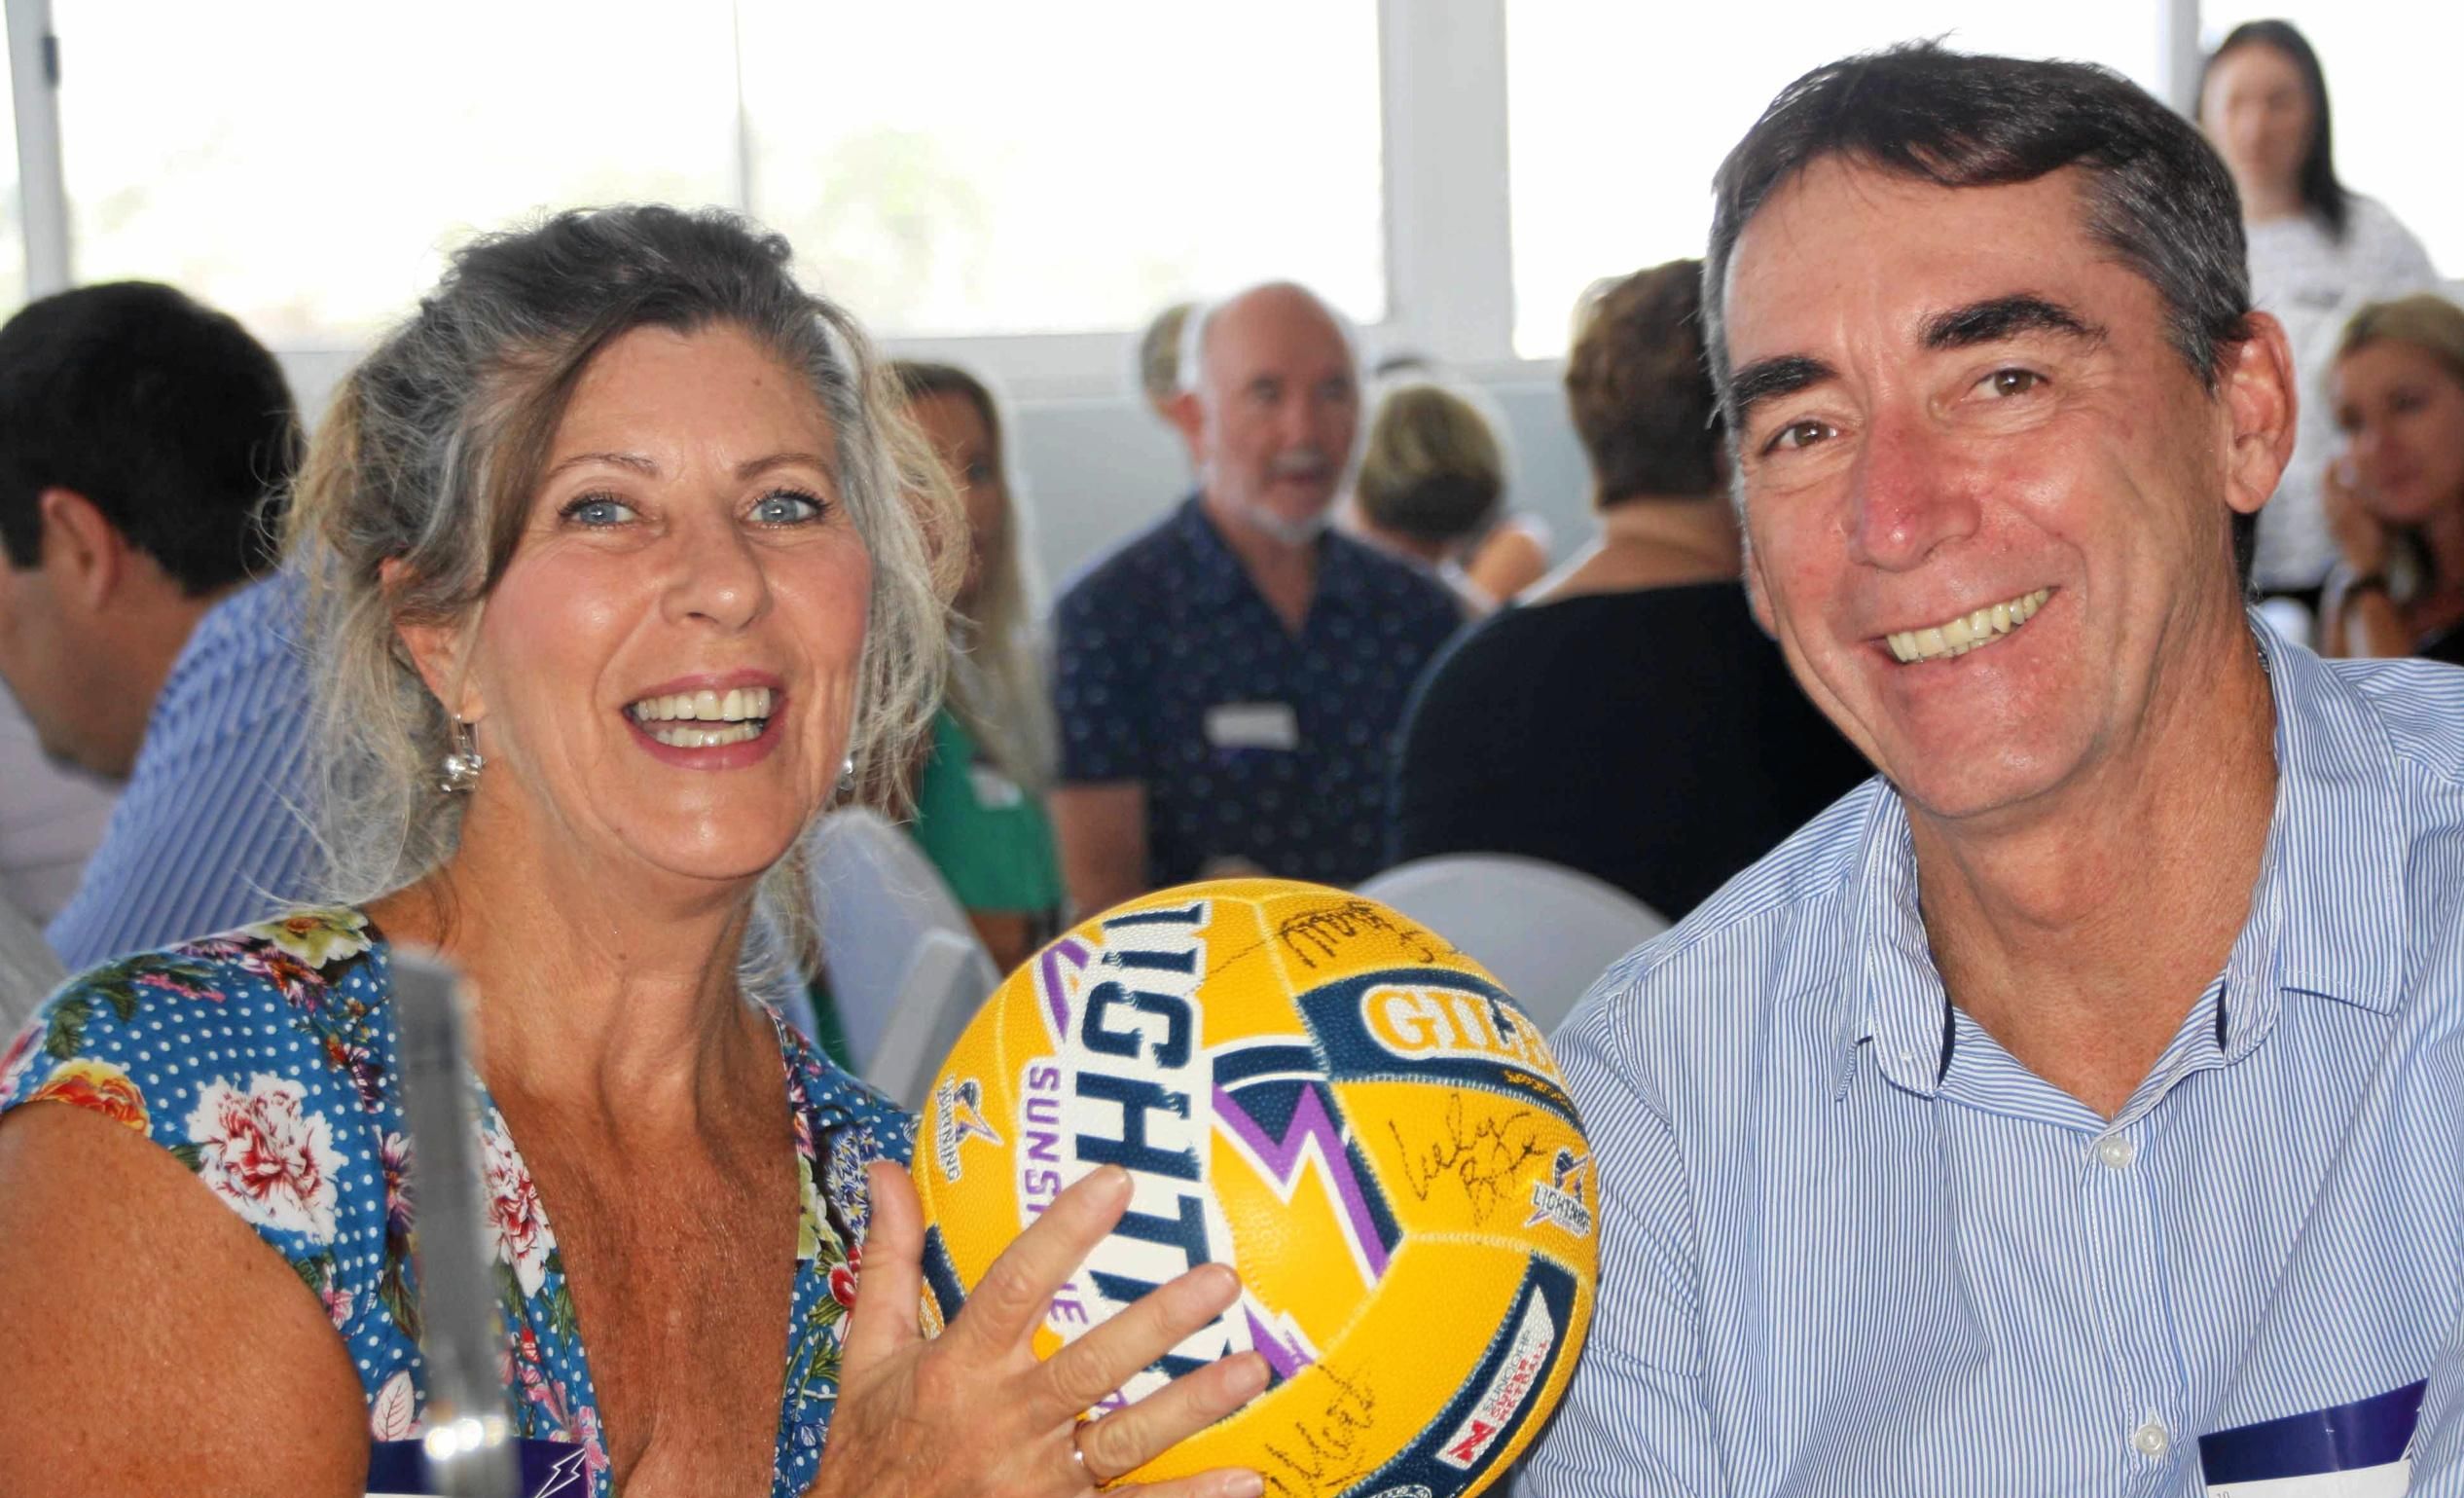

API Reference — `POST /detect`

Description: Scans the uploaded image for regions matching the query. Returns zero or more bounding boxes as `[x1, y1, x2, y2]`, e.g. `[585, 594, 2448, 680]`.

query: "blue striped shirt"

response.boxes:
[1522, 628, 2464, 1496]
[47, 572, 317, 970]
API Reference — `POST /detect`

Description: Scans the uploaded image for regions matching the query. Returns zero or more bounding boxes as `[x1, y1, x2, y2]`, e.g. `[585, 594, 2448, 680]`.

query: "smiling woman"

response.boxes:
[0, 206, 1272, 1498]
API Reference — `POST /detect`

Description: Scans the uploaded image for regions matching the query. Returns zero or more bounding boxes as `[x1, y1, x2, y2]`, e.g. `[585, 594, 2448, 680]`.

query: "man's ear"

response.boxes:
[36, 488, 127, 613]
[380, 557, 485, 722]
[2221, 312, 2300, 521]
[1166, 387, 1205, 453]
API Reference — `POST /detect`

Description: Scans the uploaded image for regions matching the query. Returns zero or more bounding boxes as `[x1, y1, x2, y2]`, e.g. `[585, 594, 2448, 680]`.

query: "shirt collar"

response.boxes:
[1830, 611, 2410, 1098]
[1174, 492, 1351, 618]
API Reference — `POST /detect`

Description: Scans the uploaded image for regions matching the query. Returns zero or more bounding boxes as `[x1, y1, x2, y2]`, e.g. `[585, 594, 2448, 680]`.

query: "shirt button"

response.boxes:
[2131, 1418, 2170, 1459]
[2095, 1134, 2137, 1170]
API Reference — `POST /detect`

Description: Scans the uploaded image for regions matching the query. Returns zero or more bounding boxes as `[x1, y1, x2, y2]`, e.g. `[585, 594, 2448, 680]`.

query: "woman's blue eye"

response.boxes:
[754, 489, 824, 525]
[562, 495, 636, 527]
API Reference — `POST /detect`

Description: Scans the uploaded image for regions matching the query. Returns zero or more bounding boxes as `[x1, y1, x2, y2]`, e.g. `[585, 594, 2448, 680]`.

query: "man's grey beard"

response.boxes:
[1232, 498, 1333, 546]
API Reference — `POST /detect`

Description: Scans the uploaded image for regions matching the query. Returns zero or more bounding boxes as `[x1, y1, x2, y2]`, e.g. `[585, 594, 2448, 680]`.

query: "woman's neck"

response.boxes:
[368, 797, 773, 1126]
[1530, 493, 1741, 603]
[2236, 176, 2307, 224]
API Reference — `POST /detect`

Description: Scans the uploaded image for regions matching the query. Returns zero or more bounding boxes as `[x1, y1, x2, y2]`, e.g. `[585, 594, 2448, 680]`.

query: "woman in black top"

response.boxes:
[1386, 260, 1867, 920]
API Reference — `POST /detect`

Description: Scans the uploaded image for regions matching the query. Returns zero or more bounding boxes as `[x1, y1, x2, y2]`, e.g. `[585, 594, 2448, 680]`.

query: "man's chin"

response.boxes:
[1231, 495, 1334, 547]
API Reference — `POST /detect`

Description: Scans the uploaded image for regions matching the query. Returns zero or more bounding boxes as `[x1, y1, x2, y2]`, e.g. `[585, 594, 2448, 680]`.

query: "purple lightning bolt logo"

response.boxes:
[1213, 1082, 1392, 1283]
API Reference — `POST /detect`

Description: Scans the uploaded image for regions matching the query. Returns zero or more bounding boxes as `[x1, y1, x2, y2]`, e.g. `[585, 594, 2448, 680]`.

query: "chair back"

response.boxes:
[807, 808, 999, 1098]
[0, 897, 63, 1041]
[1357, 854, 1669, 1034]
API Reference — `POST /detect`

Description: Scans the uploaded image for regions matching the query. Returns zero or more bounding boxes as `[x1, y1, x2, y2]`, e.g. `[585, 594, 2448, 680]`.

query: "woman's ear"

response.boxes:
[380, 557, 485, 722]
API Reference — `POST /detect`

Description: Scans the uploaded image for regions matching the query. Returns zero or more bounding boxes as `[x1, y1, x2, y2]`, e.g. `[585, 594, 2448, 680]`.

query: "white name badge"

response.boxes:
[1205, 702, 1299, 751]
[966, 762, 1026, 810]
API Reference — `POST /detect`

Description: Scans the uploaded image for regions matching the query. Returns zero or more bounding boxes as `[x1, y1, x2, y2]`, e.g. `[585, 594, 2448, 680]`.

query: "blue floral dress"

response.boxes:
[0, 906, 914, 1497]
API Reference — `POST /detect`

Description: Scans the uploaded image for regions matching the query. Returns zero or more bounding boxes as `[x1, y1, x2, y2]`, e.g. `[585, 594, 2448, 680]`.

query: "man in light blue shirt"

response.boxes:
[1527, 44, 2464, 1496]
[0, 283, 314, 974]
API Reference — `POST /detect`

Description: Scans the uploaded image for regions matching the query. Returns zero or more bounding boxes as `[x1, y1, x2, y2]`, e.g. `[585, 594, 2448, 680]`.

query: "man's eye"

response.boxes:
[560, 495, 637, 527]
[1765, 419, 1834, 454]
[1985, 368, 2044, 398]
[753, 489, 825, 525]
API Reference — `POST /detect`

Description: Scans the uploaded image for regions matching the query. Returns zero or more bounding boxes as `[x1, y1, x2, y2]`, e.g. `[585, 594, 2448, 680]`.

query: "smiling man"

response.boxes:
[1523, 45, 2464, 1497]
[1050, 282, 1459, 914]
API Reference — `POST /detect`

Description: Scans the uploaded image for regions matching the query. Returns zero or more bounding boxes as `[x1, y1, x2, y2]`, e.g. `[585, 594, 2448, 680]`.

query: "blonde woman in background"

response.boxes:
[1346, 377, 1545, 614]
[2321, 293, 2464, 662]
[892, 361, 1066, 968]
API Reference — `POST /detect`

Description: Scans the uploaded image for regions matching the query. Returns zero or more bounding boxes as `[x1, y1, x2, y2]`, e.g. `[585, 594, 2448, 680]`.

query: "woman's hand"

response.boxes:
[809, 1162, 1268, 1498]
[2325, 456, 2392, 577]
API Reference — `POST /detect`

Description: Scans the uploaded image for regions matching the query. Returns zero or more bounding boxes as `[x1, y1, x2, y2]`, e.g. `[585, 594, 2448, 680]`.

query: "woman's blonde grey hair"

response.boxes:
[2337, 293, 2464, 383]
[1355, 378, 1509, 546]
[285, 203, 961, 966]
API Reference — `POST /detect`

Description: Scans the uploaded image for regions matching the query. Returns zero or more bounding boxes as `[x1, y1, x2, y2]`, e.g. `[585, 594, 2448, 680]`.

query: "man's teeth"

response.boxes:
[626, 685, 775, 748]
[1887, 589, 2050, 664]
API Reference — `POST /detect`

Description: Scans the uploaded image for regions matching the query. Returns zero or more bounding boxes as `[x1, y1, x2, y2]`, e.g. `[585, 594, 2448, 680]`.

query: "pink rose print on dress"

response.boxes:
[829, 1240, 864, 1311]
[482, 1110, 557, 1297]
[183, 1074, 345, 1242]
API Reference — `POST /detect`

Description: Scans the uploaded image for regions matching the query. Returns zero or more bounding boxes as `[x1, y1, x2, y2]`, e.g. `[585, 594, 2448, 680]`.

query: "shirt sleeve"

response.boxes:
[1517, 992, 1724, 1497]
[46, 655, 316, 970]
[1051, 577, 1153, 786]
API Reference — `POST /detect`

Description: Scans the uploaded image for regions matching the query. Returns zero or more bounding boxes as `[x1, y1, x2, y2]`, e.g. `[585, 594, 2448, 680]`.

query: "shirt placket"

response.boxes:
[2078, 1110, 2190, 1492]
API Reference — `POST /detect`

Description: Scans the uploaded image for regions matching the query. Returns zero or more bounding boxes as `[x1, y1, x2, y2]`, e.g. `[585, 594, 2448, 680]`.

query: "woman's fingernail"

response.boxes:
[1221, 1472, 1265, 1498]
[1176, 1262, 1239, 1314]
[1226, 1352, 1269, 1397]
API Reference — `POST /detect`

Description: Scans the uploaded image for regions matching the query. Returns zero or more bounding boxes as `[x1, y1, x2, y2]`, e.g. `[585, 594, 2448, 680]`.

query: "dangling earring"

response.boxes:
[836, 754, 856, 799]
[440, 717, 485, 794]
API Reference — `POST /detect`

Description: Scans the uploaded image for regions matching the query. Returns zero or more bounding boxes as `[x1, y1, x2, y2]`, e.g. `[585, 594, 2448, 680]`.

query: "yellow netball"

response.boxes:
[912, 878, 1598, 1498]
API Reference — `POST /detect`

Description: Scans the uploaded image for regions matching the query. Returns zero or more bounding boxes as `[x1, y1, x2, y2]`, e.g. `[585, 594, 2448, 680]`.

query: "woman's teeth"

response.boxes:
[1887, 589, 2051, 664]
[625, 686, 774, 749]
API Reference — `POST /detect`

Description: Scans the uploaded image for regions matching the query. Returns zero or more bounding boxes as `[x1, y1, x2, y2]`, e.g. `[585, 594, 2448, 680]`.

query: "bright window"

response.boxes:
[2202, 3, 2464, 276]
[54, 2, 740, 347]
[51, 3, 1386, 349]
[1505, 4, 2164, 358]
[734, 1, 1386, 337]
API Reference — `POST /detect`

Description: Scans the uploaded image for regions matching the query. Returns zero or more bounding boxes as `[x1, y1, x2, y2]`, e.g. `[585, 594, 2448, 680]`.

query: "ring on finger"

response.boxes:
[1071, 1415, 1106, 1488]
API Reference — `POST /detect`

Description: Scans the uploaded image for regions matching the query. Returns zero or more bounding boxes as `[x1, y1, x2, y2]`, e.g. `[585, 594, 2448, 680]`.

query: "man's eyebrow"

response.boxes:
[1922, 295, 2107, 352]
[1726, 354, 1837, 425]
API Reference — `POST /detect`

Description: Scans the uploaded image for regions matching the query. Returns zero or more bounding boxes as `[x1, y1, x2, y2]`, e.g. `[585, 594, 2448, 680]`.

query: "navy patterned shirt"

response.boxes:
[1053, 495, 1461, 891]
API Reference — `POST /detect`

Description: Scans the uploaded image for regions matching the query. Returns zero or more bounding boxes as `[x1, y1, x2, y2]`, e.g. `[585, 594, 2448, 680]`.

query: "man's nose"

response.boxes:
[1846, 412, 1982, 572]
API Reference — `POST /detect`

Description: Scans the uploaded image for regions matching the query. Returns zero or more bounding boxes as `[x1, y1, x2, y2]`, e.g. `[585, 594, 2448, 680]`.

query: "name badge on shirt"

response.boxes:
[967, 761, 1026, 810]
[1206, 702, 1299, 751]
[2201, 1379, 2426, 1497]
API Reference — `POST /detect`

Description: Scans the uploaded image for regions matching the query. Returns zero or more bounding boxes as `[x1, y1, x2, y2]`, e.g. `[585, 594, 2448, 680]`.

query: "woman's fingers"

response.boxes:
[1030, 1263, 1244, 1427]
[1074, 1351, 1269, 1488]
[839, 1161, 926, 1373]
[946, 1165, 1134, 1358]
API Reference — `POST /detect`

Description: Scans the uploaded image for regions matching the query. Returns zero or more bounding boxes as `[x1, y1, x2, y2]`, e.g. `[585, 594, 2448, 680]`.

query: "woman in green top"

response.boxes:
[893, 362, 1066, 971]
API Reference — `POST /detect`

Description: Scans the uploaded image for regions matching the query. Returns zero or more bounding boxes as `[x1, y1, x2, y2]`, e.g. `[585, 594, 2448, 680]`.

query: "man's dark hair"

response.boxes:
[1702, 42, 2259, 578]
[1565, 259, 1722, 505]
[2203, 19, 2347, 240]
[0, 281, 300, 594]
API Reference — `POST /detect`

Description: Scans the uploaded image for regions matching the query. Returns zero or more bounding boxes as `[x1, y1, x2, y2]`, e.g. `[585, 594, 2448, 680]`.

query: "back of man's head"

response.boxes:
[1565, 259, 1721, 506]
[1700, 41, 2255, 576]
[0, 281, 300, 593]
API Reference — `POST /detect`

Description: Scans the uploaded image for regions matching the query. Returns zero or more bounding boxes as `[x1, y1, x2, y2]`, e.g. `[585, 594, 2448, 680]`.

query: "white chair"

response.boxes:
[1357, 855, 1669, 1035]
[0, 896, 63, 1041]
[806, 808, 1001, 1109]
